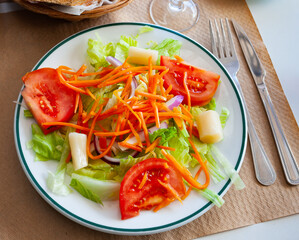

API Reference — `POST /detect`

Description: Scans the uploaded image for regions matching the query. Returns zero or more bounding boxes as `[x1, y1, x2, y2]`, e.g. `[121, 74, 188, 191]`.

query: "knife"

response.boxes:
[232, 20, 299, 185]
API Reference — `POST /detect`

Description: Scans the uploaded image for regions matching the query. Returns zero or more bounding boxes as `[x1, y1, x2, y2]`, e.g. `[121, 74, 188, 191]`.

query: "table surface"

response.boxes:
[1, 0, 298, 239]
[200, 0, 299, 239]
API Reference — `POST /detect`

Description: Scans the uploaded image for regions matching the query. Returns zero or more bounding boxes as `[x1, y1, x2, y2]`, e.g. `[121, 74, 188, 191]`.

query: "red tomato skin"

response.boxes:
[21, 68, 76, 134]
[119, 158, 185, 220]
[160, 56, 220, 106]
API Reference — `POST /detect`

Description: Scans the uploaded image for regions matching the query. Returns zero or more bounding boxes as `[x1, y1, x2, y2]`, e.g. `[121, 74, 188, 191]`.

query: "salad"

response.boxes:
[21, 26, 244, 220]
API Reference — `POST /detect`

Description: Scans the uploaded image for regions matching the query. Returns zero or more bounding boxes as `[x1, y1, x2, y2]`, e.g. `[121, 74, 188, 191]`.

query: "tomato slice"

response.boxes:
[119, 158, 186, 220]
[22, 68, 76, 134]
[160, 56, 220, 106]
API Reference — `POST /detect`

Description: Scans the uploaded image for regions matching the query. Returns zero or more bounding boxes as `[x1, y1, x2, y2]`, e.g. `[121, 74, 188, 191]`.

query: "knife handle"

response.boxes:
[232, 76, 276, 185]
[258, 85, 299, 185]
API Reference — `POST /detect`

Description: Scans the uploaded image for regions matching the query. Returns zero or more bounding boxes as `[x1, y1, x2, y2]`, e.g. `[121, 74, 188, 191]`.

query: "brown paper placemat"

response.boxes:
[1, 0, 298, 239]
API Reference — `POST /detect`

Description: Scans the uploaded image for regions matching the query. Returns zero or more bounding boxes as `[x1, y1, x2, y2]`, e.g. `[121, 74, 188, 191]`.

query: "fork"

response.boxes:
[209, 18, 276, 185]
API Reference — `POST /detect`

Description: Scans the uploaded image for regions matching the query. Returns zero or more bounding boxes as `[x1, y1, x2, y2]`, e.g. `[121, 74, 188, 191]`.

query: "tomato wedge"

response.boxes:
[160, 56, 220, 106]
[119, 158, 186, 220]
[22, 68, 76, 134]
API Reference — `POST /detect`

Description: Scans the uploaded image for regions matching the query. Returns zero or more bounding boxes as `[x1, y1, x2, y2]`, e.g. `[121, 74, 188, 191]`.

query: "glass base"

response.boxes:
[149, 0, 200, 32]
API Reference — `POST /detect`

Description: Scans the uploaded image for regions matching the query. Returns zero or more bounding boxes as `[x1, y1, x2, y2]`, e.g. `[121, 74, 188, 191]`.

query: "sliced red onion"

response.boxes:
[118, 122, 168, 151]
[89, 141, 95, 153]
[94, 136, 138, 165]
[165, 95, 184, 110]
[106, 56, 122, 68]
[129, 77, 138, 99]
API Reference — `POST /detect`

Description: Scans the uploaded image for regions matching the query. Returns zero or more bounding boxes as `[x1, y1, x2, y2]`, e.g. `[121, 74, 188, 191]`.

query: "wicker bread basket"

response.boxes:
[13, 0, 134, 21]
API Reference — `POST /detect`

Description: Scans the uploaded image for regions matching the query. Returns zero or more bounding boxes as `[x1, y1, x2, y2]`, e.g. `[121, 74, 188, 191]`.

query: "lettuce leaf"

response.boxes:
[138, 26, 154, 35]
[27, 124, 65, 161]
[203, 98, 216, 111]
[210, 145, 245, 190]
[56, 127, 74, 172]
[66, 163, 118, 181]
[47, 169, 72, 196]
[70, 173, 120, 203]
[87, 35, 116, 69]
[149, 126, 177, 145]
[196, 188, 224, 208]
[118, 151, 156, 176]
[220, 107, 229, 128]
[168, 136, 194, 168]
[190, 106, 206, 119]
[24, 109, 33, 118]
[115, 35, 138, 63]
[150, 38, 182, 64]
[203, 149, 226, 184]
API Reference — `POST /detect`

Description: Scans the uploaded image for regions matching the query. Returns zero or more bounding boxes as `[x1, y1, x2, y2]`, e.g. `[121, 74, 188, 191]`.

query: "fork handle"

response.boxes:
[232, 76, 276, 185]
[258, 85, 299, 185]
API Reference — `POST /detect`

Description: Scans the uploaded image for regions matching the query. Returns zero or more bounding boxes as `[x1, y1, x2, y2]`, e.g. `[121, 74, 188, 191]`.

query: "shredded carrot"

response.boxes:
[151, 101, 160, 128]
[138, 112, 150, 147]
[94, 129, 131, 137]
[87, 114, 121, 160]
[172, 107, 183, 129]
[180, 104, 193, 119]
[143, 112, 192, 124]
[138, 172, 148, 189]
[127, 120, 142, 147]
[153, 198, 174, 212]
[159, 76, 166, 98]
[98, 75, 130, 88]
[135, 90, 167, 101]
[85, 88, 96, 100]
[161, 149, 209, 190]
[74, 93, 80, 113]
[183, 72, 191, 111]
[165, 84, 172, 96]
[113, 90, 142, 127]
[118, 141, 143, 152]
[151, 75, 158, 95]
[121, 75, 133, 98]
[76, 64, 87, 75]
[157, 179, 183, 204]
[159, 68, 169, 79]
[182, 166, 203, 200]
[82, 97, 101, 124]
[81, 68, 112, 76]
[145, 137, 160, 153]
[42, 122, 91, 132]
[57, 67, 87, 94]
[174, 55, 184, 62]
[188, 139, 210, 188]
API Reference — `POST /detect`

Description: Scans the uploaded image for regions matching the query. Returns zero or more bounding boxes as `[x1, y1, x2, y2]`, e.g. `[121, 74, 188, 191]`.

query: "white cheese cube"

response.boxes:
[128, 47, 158, 65]
[69, 132, 88, 171]
[196, 110, 223, 144]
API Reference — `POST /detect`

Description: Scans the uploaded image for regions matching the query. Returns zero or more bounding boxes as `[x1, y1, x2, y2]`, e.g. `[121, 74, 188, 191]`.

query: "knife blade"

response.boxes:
[232, 19, 299, 185]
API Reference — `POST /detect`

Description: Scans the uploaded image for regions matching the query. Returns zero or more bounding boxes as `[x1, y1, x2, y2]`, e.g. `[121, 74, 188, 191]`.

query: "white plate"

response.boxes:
[14, 22, 247, 235]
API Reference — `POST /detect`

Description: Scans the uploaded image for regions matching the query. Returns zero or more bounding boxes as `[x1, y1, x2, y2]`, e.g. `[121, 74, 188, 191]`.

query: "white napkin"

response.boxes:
[49, 0, 118, 15]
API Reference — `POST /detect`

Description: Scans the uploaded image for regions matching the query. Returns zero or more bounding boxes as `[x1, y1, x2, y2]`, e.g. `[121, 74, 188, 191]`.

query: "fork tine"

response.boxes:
[209, 20, 218, 56]
[225, 18, 237, 57]
[214, 19, 225, 58]
[220, 19, 229, 57]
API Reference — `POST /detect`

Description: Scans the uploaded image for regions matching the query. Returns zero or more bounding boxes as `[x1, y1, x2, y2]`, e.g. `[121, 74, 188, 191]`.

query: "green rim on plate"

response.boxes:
[14, 22, 247, 234]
